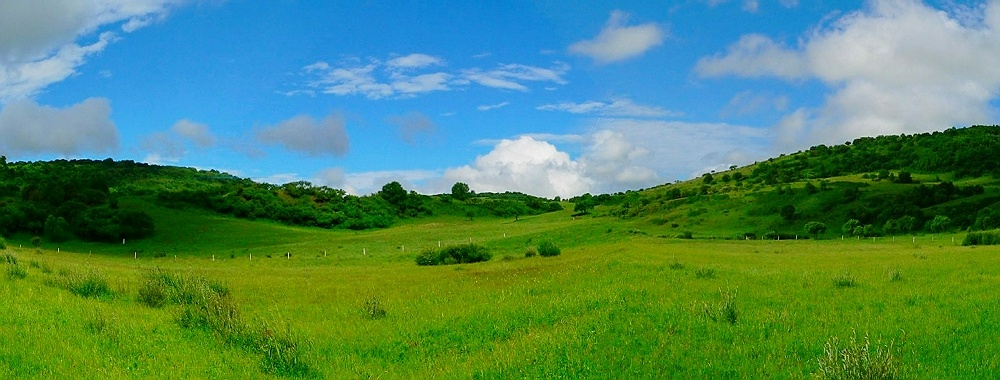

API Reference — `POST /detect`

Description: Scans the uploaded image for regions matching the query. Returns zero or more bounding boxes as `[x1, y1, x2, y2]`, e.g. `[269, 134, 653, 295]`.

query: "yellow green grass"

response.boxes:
[2, 206, 999, 378]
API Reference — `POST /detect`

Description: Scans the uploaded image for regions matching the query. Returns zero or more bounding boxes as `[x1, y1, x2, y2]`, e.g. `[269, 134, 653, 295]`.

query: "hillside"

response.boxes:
[596, 125, 1000, 238]
[0, 158, 561, 245]
[2, 125, 1000, 246]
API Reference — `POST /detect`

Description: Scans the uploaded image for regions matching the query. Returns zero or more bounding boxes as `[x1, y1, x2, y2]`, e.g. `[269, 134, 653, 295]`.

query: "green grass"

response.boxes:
[2, 203, 999, 378]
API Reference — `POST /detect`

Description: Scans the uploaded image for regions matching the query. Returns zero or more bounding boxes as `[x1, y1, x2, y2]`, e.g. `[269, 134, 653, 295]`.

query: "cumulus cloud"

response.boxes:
[442, 136, 593, 199]
[256, 114, 350, 157]
[0, 0, 187, 102]
[698, 0, 1000, 147]
[568, 10, 665, 64]
[0, 97, 119, 156]
[537, 98, 677, 118]
[300, 54, 569, 98]
[386, 112, 435, 144]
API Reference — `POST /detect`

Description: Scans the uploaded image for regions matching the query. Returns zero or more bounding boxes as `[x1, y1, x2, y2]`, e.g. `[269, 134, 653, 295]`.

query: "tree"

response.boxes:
[44, 215, 72, 242]
[451, 182, 471, 201]
[896, 171, 914, 184]
[702, 173, 715, 185]
[379, 181, 408, 209]
[926, 215, 951, 233]
[804, 182, 818, 194]
[573, 193, 595, 215]
[842, 219, 860, 236]
[780, 204, 796, 222]
[804, 221, 828, 239]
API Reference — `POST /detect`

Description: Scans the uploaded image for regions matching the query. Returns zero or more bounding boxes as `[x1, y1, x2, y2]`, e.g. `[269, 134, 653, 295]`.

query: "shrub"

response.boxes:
[524, 247, 537, 258]
[363, 295, 387, 320]
[415, 243, 491, 266]
[814, 331, 899, 380]
[537, 241, 561, 257]
[65, 271, 113, 298]
[963, 230, 1000, 246]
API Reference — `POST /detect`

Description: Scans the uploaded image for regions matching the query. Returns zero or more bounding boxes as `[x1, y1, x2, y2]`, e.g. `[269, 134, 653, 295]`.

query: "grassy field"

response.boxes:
[2, 204, 998, 378]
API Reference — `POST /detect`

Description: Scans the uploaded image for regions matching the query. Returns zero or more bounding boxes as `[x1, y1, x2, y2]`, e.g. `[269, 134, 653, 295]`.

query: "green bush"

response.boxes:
[415, 243, 491, 266]
[537, 241, 561, 257]
[524, 247, 537, 258]
[65, 271, 113, 298]
[963, 230, 1000, 246]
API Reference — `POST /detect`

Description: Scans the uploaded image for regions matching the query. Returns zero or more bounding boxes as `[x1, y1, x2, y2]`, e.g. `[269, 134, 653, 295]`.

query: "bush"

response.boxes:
[537, 241, 561, 257]
[65, 271, 113, 298]
[963, 230, 1000, 246]
[524, 247, 537, 258]
[415, 244, 491, 266]
[814, 331, 899, 380]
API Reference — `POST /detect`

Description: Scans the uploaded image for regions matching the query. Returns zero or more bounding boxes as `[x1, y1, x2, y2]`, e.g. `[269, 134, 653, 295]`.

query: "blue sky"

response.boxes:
[2, 0, 999, 198]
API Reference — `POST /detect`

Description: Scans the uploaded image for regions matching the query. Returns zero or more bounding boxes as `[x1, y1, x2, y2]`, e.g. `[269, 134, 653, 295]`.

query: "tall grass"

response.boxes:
[814, 331, 899, 379]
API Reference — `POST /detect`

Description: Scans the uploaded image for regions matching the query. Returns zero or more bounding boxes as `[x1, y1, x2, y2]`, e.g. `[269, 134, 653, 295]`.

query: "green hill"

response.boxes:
[599, 124, 1000, 239]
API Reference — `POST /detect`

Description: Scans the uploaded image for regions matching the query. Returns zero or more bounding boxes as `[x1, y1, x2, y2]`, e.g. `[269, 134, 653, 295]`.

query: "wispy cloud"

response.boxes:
[0, 0, 189, 102]
[568, 10, 664, 64]
[386, 112, 435, 144]
[477, 102, 510, 111]
[537, 98, 678, 118]
[296, 54, 570, 99]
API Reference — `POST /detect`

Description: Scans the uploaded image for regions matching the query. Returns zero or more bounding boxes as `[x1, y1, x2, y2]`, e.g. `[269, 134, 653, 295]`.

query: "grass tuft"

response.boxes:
[832, 272, 857, 288]
[363, 295, 387, 320]
[695, 268, 716, 279]
[814, 331, 899, 380]
[64, 271, 114, 298]
[6, 264, 27, 280]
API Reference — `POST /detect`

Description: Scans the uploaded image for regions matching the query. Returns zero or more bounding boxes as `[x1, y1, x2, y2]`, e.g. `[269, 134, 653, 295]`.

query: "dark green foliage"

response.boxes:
[925, 215, 951, 233]
[963, 230, 1000, 246]
[451, 182, 471, 201]
[537, 241, 561, 257]
[524, 247, 537, 258]
[970, 207, 1000, 231]
[43, 215, 72, 242]
[780, 204, 796, 221]
[415, 243, 492, 266]
[572, 193, 595, 215]
[804, 221, 828, 238]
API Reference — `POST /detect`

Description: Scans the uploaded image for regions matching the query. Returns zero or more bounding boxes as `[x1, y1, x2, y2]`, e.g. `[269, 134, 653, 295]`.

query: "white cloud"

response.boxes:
[0, 0, 188, 102]
[172, 119, 216, 147]
[0, 97, 119, 156]
[537, 98, 677, 118]
[568, 10, 665, 64]
[256, 114, 350, 157]
[386, 112, 435, 144]
[698, 0, 1000, 147]
[442, 136, 593, 199]
[300, 55, 569, 98]
[743, 0, 760, 13]
[315, 168, 440, 196]
[386, 53, 444, 69]
[477, 102, 510, 111]
[695, 34, 808, 78]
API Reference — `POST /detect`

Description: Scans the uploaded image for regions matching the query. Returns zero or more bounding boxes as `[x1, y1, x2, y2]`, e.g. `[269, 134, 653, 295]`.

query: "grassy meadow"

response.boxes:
[2, 203, 999, 379]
